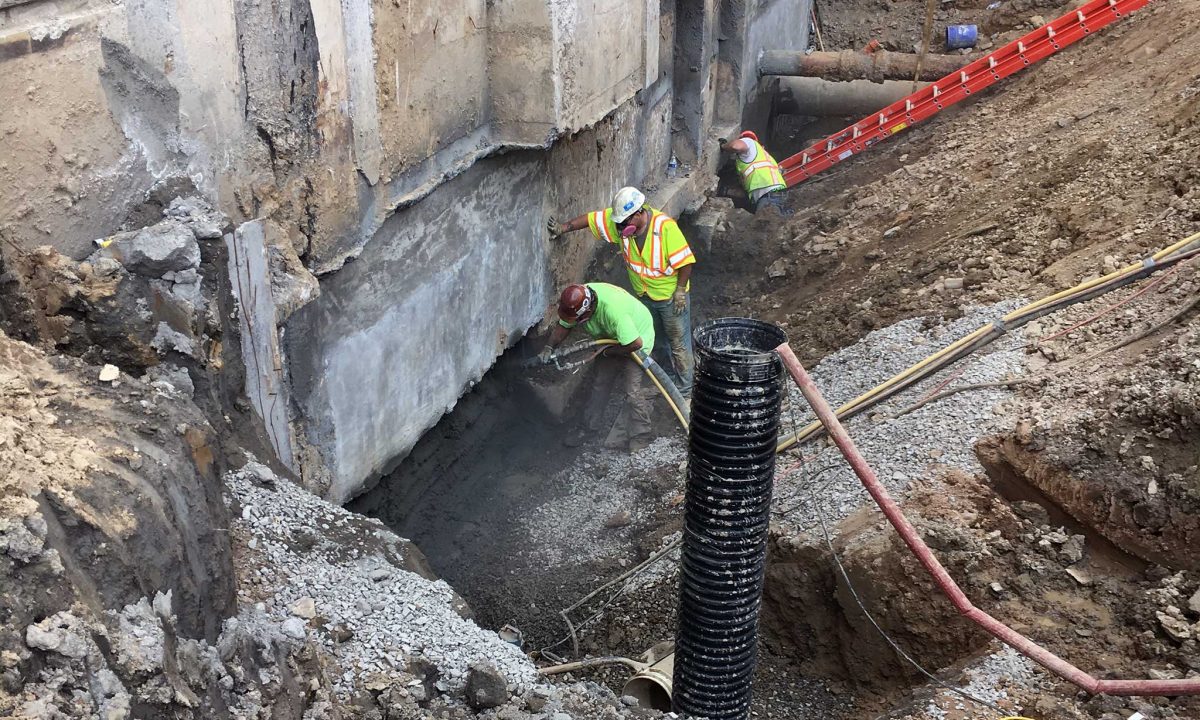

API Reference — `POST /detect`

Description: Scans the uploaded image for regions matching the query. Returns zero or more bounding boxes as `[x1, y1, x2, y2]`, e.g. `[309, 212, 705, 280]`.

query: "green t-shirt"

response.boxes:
[560, 282, 655, 353]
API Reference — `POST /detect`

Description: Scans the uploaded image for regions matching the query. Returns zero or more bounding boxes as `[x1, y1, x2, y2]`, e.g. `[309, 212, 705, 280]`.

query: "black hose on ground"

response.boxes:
[637, 353, 691, 427]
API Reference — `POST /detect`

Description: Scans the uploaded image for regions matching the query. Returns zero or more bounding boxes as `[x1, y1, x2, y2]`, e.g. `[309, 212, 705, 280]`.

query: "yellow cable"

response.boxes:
[776, 325, 994, 452]
[580, 339, 689, 431]
[1008, 230, 1200, 319]
[634, 356, 690, 431]
[776, 229, 1200, 453]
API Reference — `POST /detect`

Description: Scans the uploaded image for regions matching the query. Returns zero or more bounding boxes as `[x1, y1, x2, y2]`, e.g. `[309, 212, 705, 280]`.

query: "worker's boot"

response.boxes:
[628, 434, 654, 452]
[602, 413, 630, 450]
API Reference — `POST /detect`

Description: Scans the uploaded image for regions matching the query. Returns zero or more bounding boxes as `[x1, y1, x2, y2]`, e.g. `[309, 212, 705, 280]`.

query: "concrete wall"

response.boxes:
[716, 0, 813, 130]
[1, 0, 814, 502]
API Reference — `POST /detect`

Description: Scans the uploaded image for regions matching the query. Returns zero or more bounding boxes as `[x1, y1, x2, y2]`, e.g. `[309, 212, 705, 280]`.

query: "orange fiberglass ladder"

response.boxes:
[780, 0, 1153, 187]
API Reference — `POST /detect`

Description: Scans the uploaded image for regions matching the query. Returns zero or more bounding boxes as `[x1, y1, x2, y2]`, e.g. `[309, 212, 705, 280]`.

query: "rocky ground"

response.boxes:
[541, 0, 1200, 717]
[2, 0, 1198, 718]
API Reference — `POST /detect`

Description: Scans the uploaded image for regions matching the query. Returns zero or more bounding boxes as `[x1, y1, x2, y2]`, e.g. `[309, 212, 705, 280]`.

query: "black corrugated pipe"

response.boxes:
[672, 318, 787, 720]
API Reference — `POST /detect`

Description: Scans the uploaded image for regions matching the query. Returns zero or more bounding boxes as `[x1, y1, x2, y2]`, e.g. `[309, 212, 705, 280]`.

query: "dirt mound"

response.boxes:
[0, 328, 237, 714]
[716, 0, 1200, 368]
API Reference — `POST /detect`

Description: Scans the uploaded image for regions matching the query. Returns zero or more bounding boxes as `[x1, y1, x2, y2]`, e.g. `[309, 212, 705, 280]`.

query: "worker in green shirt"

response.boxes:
[547, 186, 695, 395]
[539, 282, 656, 450]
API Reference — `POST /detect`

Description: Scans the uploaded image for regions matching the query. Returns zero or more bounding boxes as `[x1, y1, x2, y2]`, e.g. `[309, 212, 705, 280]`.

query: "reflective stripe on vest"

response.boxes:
[741, 160, 777, 178]
[622, 212, 676, 278]
[590, 210, 616, 244]
[735, 140, 786, 193]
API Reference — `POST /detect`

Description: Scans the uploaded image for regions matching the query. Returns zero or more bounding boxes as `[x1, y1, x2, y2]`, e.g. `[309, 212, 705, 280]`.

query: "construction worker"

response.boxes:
[539, 282, 656, 450]
[719, 131, 787, 213]
[546, 187, 695, 395]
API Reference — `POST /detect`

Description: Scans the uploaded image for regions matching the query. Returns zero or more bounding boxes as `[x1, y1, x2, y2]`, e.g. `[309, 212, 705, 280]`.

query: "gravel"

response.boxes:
[924, 646, 1038, 718]
[226, 467, 539, 700]
[516, 436, 686, 568]
[773, 300, 1029, 534]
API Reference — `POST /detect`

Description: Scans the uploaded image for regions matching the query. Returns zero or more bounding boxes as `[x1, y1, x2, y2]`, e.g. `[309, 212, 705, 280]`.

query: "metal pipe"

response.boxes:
[773, 341, 1200, 697]
[760, 49, 968, 82]
[775, 77, 929, 117]
[673, 318, 788, 720]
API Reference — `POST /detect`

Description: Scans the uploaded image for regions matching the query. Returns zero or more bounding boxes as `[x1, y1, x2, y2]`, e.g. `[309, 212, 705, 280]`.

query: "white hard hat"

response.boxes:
[610, 186, 646, 223]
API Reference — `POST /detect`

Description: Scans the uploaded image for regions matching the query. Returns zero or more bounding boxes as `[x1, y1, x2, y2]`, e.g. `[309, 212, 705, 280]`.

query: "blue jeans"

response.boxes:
[640, 293, 694, 394]
[753, 190, 790, 215]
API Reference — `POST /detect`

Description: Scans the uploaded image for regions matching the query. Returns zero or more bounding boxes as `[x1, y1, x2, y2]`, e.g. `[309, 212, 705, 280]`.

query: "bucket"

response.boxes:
[945, 24, 978, 50]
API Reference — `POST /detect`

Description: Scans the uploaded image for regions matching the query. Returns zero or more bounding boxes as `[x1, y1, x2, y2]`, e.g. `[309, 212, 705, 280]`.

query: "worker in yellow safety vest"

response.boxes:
[539, 282, 656, 450]
[719, 130, 787, 213]
[546, 187, 695, 394]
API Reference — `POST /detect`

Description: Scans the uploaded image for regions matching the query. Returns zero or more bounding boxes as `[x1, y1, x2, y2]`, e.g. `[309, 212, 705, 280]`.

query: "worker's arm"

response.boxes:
[537, 323, 572, 363]
[603, 337, 643, 357]
[545, 323, 570, 349]
[675, 264, 693, 290]
[547, 213, 590, 239]
[719, 138, 750, 155]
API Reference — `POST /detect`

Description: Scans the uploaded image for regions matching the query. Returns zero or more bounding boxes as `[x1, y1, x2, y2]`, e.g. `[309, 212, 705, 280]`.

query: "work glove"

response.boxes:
[537, 346, 554, 364]
[546, 216, 563, 240]
[672, 289, 688, 315]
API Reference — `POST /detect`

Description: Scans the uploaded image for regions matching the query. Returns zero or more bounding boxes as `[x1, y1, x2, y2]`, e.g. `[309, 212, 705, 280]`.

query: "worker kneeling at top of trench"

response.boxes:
[538, 282, 658, 452]
[547, 186, 695, 396]
[719, 130, 787, 214]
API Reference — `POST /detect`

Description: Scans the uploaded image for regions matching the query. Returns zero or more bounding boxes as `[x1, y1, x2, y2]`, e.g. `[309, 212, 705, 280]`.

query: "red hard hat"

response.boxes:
[740, 130, 759, 142]
[558, 284, 594, 322]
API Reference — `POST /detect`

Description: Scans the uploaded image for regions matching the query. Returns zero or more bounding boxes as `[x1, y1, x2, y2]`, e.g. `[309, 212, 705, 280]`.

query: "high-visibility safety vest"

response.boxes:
[586, 206, 695, 301]
[734, 139, 786, 196]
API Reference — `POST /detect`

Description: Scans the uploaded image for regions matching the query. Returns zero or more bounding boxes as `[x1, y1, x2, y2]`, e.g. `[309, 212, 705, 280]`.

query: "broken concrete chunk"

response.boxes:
[465, 663, 508, 710]
[146, 364, 194, 399]
[150, 322, 196, 357]
[1157, 610, 1192, 641]
[25, 612, 89, 658]
[766, 259, 788, 279]
[1061, 534, 1086, 563]
[1065, 566, 1092, 585]
[99, 364, 120, 383]
[290, 597, 317, 620]
[0, 516, 46, 563]
[191, 220, 225, 240]
[242, 461, 277, 487]
[280, 617, 307, 640]
[105, 221, 201, 277]
[1043, 528, 1069, 545]
[1188, 588, 1200, 616]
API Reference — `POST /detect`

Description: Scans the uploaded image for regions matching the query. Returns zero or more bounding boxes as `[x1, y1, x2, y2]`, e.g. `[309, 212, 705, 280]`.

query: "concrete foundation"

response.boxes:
[1, 0, 811, 502]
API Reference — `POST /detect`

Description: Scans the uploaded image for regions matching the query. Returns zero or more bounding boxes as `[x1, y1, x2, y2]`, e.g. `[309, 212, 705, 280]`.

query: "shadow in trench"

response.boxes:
[348, 340, 683, 645]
